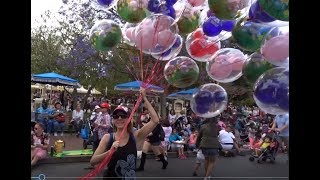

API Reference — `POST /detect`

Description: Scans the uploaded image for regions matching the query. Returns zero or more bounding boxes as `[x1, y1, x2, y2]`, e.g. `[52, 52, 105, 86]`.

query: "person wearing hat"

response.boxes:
[90, 88, 160, 179]
[92, 102, 111, 152]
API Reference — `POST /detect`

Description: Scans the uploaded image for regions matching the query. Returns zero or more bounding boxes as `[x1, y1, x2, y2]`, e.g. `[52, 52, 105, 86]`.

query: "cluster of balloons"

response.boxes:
[87, 0, 289, 116]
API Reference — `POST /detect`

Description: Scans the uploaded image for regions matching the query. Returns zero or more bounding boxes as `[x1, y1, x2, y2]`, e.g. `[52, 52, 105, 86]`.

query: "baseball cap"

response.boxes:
[112, 105, 129, 116]
[99, 102, 110, 109]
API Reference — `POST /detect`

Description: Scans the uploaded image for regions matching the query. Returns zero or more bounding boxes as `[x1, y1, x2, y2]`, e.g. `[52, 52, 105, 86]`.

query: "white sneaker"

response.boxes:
[60, 132, 64, 136]
[54, 132, 58, 137]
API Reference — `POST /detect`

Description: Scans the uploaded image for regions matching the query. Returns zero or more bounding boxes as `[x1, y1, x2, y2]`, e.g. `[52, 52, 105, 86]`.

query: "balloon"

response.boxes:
[208, 0, 251, 20]
[156, 3, 176, 19]
[187, 0, 206, 7]
[191, 83, 228, 118]
[164, 56, 199, 88]
[147, 0, 160, 12]
[202, 16, 222, 37]
[243, 53, 274, 84]
[221, 20, 235, 32]
[177, 7, 200, 35]
[152, 35, 183, 61]
[232, 20, 274, 52]
[117, 0, 148, 23]
[253, 67, 289, 115]
[135, 14, 178, 54]
[206, 48, 246, 83]
[258, 0, 289, 21]
[248, 0, 276, 23]
[261, 34, 289, 67]
[89, 19, 122, 51]
[166, 0, 178, 6]
[122, 22, 138, 46]
[92, 0, 118, 10]
[186, 28, 221, 62]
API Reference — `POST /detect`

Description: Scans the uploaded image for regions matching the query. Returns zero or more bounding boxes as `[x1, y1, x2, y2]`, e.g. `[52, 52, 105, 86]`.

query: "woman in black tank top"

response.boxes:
[90, 88, 160, 179]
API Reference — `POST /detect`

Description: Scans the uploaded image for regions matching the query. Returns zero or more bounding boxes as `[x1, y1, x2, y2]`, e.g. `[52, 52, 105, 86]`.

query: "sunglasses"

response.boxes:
[112, 114, 128, 119]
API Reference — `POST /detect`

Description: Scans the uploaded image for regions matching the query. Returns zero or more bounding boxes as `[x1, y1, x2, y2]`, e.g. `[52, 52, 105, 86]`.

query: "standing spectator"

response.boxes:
[271, 113, 289, 161]
[31, 123, 50, 167]
[161, 119, 172, 157]
[188, 129, 198, 151]
[168, 109, 176, 125]
[93, 103, 112, 152]
[71, 103, 84, 137]
[196, 117, 222, 179]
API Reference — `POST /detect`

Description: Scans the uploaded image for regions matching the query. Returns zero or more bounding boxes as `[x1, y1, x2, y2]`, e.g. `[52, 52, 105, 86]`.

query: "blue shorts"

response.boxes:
[201, 148, 219, 157]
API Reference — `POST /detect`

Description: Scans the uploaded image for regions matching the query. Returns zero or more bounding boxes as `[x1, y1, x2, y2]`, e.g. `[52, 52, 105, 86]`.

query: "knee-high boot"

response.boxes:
[136, 152, 147, 171]
[157, 154, 168, 169]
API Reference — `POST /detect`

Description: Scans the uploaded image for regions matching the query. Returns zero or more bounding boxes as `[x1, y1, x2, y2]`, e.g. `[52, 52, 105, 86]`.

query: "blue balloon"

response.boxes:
[207, 10, 214, 17]
[276, 85, 289, 111]
[195, 90, 214, 105]
[221, 20, 235, 32]
[248, 1, 276, 23]
[97, 0, 113, 6]
[166, 0, 178, 6]
[161, 48, 172, 57]
[202, 16, 222, 37]
[157, 4, 176, 19]
[254, 82, 278, 104]
[214, 91, 226, 103]
[148, 0, 160, 12]
[196, 104, 210, 114]
[172, 36, 181, 48]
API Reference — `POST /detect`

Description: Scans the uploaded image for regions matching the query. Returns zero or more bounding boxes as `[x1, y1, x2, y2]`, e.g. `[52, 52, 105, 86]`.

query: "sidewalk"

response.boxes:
[49, 133, 85, 151]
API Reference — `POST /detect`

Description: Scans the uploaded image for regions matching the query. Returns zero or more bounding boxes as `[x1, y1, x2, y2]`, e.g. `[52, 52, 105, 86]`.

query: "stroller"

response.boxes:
[249, 131, 280, 164]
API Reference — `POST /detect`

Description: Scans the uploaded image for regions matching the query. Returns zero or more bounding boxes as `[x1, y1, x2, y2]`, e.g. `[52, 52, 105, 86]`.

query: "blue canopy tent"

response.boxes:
[167, 88, 199, 99]
[114, 80, 164, 93]
[31, 72, 81, 87]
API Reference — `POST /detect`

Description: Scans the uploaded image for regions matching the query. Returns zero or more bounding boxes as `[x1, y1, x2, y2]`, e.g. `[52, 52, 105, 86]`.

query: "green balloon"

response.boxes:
[208, 0, 247, 20]
[258, 0, 289, 21]
[90, 25, 122, 51]
[232, 21, 274, 52]
[177, 15, 199, 35]
[243, 53, 274, 83]
[117, 0, 148, 23]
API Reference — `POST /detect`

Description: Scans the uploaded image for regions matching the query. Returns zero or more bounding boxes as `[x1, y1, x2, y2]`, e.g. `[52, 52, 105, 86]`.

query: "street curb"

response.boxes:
[38, 149, 252, 164]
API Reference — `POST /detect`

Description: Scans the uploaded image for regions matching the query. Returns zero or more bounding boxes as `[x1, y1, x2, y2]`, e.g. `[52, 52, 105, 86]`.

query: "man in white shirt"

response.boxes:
[218, 125, 242, 156]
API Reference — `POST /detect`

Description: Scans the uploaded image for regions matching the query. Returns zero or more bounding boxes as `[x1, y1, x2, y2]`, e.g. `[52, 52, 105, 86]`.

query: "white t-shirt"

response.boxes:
[168, 114, 176, 124]
[162, 126, 172, 142]
[218, 129, 235, 144]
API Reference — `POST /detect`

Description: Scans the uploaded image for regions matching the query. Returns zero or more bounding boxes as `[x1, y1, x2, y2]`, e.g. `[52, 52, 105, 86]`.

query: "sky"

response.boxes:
[31, 0, 63, 27]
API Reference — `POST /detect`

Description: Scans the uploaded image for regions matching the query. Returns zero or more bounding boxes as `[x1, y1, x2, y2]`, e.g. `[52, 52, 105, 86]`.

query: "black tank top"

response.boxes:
[103, 133, 137, 179]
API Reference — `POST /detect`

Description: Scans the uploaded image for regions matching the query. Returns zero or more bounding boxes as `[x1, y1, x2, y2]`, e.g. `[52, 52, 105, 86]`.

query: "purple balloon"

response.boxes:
[195, 90, 214, 105]
[166, 0, 178, 6]
[97, 0, 113, 6]
[172, 36, 182, 48]
[254, 82, 278, 104]
[248, 1, 276, 23]
[214, 91, 226, 103]
[196, 104, 210, 114]
[276, 85, 289, 111]
[157, 4, 176, 19]
[148, 0, 160, 12]
[202, 16, 222, 37]
[221, 20, 235, 32]
[161, 48, 172, 57]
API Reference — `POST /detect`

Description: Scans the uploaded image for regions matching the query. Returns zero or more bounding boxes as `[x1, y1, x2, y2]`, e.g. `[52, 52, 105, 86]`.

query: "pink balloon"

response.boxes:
[261, 35, 289, 62]
[210, 55, 233, 79]
[154, 16, 172, 33]
[228, 55, 246, 71]
[125, 27, 135, 41]
[157, 30, 176, 47]
[188, 0, 205, 6]
[135, 29, 156, 50]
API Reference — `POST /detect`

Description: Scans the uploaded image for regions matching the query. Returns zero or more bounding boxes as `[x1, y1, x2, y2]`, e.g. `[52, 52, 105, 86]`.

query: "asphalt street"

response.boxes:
[31, 154, 289, 180]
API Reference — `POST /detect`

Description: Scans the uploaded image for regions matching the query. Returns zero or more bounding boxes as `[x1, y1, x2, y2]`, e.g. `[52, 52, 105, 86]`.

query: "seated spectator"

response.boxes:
[31, 123, 50, 167]
[169, 129, 187, 159]
[52, 102, 66, 136]
[188, 129, 198, 151]
[218, 125, 242, 156]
